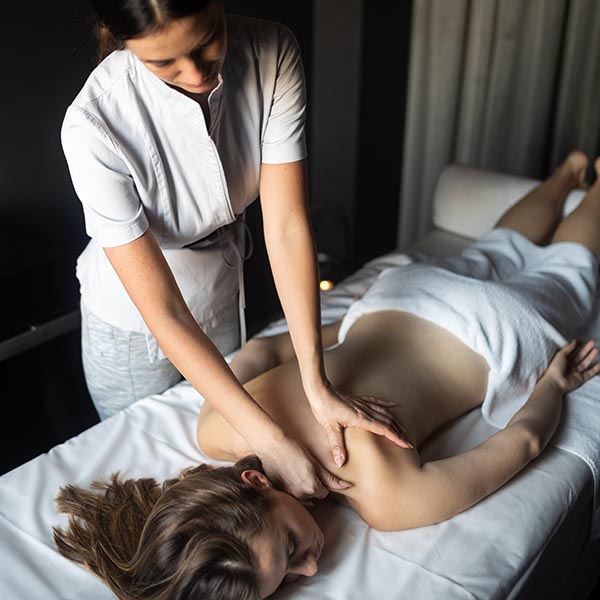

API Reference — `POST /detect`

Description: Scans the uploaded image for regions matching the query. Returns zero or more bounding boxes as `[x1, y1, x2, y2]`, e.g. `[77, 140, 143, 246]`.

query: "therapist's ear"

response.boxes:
[240, 470, 273, 489]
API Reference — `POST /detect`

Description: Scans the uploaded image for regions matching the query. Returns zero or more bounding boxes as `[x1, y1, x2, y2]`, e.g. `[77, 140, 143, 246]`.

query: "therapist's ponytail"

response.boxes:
[53, 456, 271, 600]
[94, 20, 125, 63]
[91, 0, 214, 63]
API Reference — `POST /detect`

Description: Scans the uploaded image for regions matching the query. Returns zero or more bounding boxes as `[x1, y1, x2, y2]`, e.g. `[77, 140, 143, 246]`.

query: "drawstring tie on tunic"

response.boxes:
[184, 214, 253, 349]
[219, 215, 253, 348]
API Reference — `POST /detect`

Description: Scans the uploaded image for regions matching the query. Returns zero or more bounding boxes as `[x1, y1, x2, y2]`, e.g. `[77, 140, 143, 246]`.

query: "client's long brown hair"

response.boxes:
[53, 456, 272, 600]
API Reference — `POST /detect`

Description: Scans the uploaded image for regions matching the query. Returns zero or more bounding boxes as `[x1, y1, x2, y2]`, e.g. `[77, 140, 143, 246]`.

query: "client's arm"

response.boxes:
[354, 340, 599, 531]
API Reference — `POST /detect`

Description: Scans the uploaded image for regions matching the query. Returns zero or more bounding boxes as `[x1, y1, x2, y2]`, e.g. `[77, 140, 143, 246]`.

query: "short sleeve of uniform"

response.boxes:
[261, 24, 307, 164]
[61, 106, 149, 247]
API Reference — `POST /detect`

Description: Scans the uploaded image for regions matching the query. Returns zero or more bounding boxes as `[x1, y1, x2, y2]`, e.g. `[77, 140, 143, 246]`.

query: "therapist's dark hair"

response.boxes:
[91, 0, 214, 63]
[53, 456, 271, 600]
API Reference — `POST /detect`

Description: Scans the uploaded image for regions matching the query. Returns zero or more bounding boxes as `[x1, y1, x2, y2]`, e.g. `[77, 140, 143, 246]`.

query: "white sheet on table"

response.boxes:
[0, 379, 588, 600]
[0, 249, 597, 600]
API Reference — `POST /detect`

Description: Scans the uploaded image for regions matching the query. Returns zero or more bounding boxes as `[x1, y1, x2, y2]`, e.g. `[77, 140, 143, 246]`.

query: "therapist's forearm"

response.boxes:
[263, 210, 327, 394]
[104, 233, 284, 451]
[148, 306, 286, 446]
[260, 160, 328, 394]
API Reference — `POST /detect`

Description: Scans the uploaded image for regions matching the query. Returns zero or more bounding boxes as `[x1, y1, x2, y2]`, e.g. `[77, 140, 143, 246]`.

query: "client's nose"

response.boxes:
[292, 553, 319, 577]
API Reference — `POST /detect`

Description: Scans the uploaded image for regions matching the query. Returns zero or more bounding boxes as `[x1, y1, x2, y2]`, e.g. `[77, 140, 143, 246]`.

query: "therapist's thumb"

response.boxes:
[317, 464, 353, 492]
[324, 424, 347, 468]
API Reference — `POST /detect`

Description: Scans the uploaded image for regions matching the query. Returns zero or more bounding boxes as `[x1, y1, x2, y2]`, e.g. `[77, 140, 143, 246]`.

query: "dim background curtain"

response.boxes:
[398, 0, 600, 249]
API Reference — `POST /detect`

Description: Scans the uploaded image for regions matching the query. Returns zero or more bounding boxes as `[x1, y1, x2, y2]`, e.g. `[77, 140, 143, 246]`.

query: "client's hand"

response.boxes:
[256, 434, 352, 500]
[307, 381, 412, 468]
[544, 339, 600, 393]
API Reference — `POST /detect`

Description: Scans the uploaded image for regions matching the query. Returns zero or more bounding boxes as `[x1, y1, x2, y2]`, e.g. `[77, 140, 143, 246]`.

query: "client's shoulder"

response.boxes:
[333, 429, 428, 532]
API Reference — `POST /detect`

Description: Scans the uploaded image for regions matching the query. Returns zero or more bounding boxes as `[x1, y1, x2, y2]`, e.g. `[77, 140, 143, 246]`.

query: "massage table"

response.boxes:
[1, 166, 600, 599]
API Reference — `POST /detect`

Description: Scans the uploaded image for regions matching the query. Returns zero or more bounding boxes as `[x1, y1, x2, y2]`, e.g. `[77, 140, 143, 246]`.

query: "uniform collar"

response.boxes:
[129, 49, 225, 134]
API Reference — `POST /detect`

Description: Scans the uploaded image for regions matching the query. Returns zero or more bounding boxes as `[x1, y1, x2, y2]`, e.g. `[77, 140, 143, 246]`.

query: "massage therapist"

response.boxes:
[62, 0, 408, 498]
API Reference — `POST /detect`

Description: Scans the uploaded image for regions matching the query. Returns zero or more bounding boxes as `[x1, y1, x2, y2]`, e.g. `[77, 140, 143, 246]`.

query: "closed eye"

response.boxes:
[287, 533, 297, 566]
[150, 43, 209, 69]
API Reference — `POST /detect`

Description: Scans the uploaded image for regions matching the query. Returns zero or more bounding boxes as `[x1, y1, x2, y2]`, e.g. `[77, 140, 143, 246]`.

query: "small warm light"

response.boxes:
[320, 279, 334, 292]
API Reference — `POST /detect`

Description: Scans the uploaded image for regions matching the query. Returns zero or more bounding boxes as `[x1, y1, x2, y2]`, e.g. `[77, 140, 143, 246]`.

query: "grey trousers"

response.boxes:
[80, 302, 182, 420]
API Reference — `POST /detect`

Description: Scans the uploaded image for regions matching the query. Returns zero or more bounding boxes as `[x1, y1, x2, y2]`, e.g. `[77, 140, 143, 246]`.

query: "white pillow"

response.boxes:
[433, 164, 585, 240]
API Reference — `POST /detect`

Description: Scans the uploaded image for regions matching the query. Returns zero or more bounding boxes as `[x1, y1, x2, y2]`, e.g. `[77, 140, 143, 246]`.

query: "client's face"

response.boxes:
[243, 471, 324, 598]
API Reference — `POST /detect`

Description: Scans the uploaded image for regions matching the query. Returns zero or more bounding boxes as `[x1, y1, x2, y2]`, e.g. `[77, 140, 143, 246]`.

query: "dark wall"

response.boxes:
[224, 0, 313, 92]
[308, 0, 412, 275]
[0, 2, 98, 475]
[353, 0, 412, 268]
[1, 1, 97, 257]
[309, 0, 363, 275]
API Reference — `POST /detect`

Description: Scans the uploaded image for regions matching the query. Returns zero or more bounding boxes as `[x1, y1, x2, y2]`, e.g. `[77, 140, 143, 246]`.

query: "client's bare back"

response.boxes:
[199, 311, 488, 457]
[197, 150, 600, 532]
[324, 311, 489, 446]
[197, 309, 490, 529]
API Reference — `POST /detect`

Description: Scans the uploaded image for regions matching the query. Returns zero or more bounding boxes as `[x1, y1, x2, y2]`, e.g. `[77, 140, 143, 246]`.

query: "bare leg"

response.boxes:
[494, 151, 588, 244]
[550, 157, 600, 259]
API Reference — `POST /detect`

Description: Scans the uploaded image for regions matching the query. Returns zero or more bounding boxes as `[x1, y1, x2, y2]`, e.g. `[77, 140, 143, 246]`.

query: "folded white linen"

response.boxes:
[338, 228, 600, 541]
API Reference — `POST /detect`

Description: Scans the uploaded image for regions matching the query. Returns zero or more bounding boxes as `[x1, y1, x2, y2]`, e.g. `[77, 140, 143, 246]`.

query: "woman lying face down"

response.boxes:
[54, 151, 600, 599]
[53, 316, 598, 599]
[55, 326, 598, 600]
[53, 455, 322, 599]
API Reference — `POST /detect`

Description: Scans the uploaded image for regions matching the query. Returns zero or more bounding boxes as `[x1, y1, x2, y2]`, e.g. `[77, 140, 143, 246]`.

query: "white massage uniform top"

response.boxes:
[62, 15, 307, 351]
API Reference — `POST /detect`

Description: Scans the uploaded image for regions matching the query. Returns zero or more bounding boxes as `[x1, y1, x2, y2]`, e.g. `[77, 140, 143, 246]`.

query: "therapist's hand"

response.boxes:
[256, 434, 353, 500]
[307, 381, 412, 467]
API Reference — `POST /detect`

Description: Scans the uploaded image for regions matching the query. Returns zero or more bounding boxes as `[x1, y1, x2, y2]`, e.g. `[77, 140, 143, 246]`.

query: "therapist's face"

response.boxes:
[126, 2, 227, 96]
[241, 470, 325, 598]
